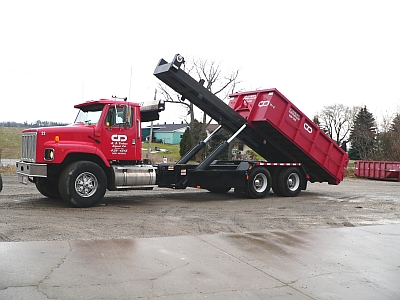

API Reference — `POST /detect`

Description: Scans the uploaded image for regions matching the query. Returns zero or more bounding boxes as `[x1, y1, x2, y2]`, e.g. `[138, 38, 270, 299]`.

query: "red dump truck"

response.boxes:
[355, 161, 400, 181]
[16, 54, 348, 207]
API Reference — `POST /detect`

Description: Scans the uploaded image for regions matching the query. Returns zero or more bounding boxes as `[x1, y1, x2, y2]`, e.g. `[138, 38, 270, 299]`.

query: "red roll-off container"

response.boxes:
[355, 161, 400, 181]
[228, 89, 349, 185]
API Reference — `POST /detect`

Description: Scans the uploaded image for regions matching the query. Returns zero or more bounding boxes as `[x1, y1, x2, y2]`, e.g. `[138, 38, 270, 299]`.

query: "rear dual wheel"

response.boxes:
[247, 168, 271, 198]
[276, 167, 303, 197]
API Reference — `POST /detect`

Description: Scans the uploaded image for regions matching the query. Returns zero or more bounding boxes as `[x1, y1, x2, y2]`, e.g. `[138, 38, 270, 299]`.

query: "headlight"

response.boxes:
[44, 149, 55, 161]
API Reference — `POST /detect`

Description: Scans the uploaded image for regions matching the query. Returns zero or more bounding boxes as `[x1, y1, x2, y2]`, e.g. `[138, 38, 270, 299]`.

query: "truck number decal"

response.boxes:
[111, 134, 127, 142]
[304, 123, 313, 134]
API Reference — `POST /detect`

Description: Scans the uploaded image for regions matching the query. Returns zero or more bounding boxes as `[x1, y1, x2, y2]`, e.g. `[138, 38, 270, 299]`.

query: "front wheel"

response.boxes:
[277, 167, 303, 197]
[59, 161, 107, 208]
[247, 168, 271, 198]
[35, 177, 61, 198]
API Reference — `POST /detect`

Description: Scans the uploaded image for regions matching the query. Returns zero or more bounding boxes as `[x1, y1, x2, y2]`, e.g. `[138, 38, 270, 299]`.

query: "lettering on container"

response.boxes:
[243, 94, 257, 102]
[288, 108, 301, 122]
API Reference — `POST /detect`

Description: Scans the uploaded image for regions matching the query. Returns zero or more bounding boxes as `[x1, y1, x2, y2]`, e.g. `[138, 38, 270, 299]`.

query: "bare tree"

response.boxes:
[388, 113, 400, 160]
[316, 104, 360, 148]
[379, 112, 400, 160]
[157, 56, 241, 160]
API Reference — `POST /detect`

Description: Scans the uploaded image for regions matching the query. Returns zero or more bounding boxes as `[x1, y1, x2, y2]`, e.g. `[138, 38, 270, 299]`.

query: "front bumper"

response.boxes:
[16, 161, 47, 177]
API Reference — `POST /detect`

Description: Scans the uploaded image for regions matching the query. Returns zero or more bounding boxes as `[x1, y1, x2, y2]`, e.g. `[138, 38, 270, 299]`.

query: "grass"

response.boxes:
[0, 127, 25, 160]
[141, 142, 181, 163]
[0, 127, 25, 173]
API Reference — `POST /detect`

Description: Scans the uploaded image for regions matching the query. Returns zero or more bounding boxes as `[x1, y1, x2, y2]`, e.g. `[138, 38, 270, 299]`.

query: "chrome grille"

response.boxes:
[21, 132, 37, 162]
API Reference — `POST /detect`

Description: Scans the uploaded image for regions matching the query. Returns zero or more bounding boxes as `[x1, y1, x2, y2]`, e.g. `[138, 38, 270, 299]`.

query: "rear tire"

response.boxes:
[277, 167, 303, 197]
[247, 168, 271, 198]
[0, 174, 2, 193]
[271, 168, 284, 196]
[59, 161, 106, 208]
[35, 178, 61, 198]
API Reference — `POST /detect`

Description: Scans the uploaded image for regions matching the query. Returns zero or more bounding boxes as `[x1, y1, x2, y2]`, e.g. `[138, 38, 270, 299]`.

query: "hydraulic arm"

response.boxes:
[154, 54, 290, 162]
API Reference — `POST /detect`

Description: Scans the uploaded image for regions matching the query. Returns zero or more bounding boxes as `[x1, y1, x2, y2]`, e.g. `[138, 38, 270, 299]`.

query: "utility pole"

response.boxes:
[147, 89, 156, 158]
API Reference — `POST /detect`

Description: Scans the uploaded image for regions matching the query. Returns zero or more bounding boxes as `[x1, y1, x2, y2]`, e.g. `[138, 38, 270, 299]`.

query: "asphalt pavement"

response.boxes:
[1, 224, 399, 299]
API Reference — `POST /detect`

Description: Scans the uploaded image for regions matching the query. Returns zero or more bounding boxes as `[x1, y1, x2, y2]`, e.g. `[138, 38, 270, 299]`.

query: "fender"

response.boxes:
[42, 141, 111, 167]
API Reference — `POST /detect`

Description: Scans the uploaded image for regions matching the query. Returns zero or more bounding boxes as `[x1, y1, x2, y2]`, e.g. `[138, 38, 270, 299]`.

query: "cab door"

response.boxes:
[100, 104, 141, 161]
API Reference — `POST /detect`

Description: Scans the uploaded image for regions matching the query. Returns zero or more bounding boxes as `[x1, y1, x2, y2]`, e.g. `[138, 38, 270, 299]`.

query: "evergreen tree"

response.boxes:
[206, 128, 231, 160]
[179, 120, 203, 159]
[179, 127, 192, 157]
[390, 113, 400, 132]
[348, 106, 377, 160]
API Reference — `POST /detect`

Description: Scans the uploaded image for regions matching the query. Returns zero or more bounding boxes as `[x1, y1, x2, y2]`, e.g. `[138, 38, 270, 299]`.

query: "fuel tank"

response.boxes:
[109, 164, 157, 190]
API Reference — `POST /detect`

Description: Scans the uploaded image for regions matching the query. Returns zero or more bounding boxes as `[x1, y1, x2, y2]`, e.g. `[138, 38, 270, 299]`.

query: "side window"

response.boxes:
[105, 106, 133, 128]
[105, 107, 116, 126]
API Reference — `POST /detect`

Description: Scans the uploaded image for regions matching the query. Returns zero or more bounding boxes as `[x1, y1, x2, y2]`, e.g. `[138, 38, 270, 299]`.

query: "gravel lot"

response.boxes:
[0, 174, 399, 242]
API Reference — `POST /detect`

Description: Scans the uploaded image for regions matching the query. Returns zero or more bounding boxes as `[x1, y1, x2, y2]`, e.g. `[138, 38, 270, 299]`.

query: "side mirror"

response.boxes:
[122, 105, 132, 127]
[158, 100, 165, 112]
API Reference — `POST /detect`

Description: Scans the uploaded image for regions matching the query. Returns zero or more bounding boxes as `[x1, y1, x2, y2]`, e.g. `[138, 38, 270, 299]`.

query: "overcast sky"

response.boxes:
[1, 0, 399, 126]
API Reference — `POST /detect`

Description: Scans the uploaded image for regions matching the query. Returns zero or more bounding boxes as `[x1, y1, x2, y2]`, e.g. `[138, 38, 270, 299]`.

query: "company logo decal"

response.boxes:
[304, 123, 313, 134]
[258, 100, 270, 107]
[111, 134, 128, 155]
[111, 134, 127, 142]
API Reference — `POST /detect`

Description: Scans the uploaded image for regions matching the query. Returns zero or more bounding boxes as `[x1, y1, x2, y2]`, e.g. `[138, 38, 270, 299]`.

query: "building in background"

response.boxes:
[142, 122, 188, 145]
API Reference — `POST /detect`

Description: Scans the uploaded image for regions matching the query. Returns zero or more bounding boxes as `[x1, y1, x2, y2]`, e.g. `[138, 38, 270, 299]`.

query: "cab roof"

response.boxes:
[74, 99, 140, 109]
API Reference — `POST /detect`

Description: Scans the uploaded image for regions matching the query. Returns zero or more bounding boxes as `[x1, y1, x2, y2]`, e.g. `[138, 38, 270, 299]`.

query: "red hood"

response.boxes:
[23, 124, 97, 164]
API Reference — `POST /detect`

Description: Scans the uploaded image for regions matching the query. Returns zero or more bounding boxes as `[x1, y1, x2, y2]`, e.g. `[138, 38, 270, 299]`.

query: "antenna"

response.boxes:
[147, 88, 157, 158]
[82, 82, 84, 101]
[128, 66, 132, 101]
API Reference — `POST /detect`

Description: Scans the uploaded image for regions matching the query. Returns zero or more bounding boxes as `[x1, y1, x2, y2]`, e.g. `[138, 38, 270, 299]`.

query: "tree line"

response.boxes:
[314, 105, 400, 161]
[0, 121, 68, 128]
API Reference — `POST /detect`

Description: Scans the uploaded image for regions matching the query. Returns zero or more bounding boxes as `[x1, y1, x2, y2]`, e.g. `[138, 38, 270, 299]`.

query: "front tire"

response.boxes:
[59, 161, 107, 208]
[277, 167, 303, 197]
[247, 168, 271, 198]
[35, 178, 61, 198]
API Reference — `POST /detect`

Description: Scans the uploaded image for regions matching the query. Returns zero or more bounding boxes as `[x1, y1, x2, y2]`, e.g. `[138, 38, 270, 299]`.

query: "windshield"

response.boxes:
[74, 106, 103, 125]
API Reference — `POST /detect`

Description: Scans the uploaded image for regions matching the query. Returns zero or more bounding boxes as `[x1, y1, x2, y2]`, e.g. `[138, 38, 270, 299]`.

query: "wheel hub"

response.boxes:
[253, 174, 267, 192]
[75, 172, 98, 198]
[287, 173, 300, 191]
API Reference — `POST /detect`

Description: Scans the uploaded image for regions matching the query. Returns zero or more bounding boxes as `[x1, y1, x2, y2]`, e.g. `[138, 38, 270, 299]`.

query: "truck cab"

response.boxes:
[74, 100, 142, 162]
[16, 98, 163, 207]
